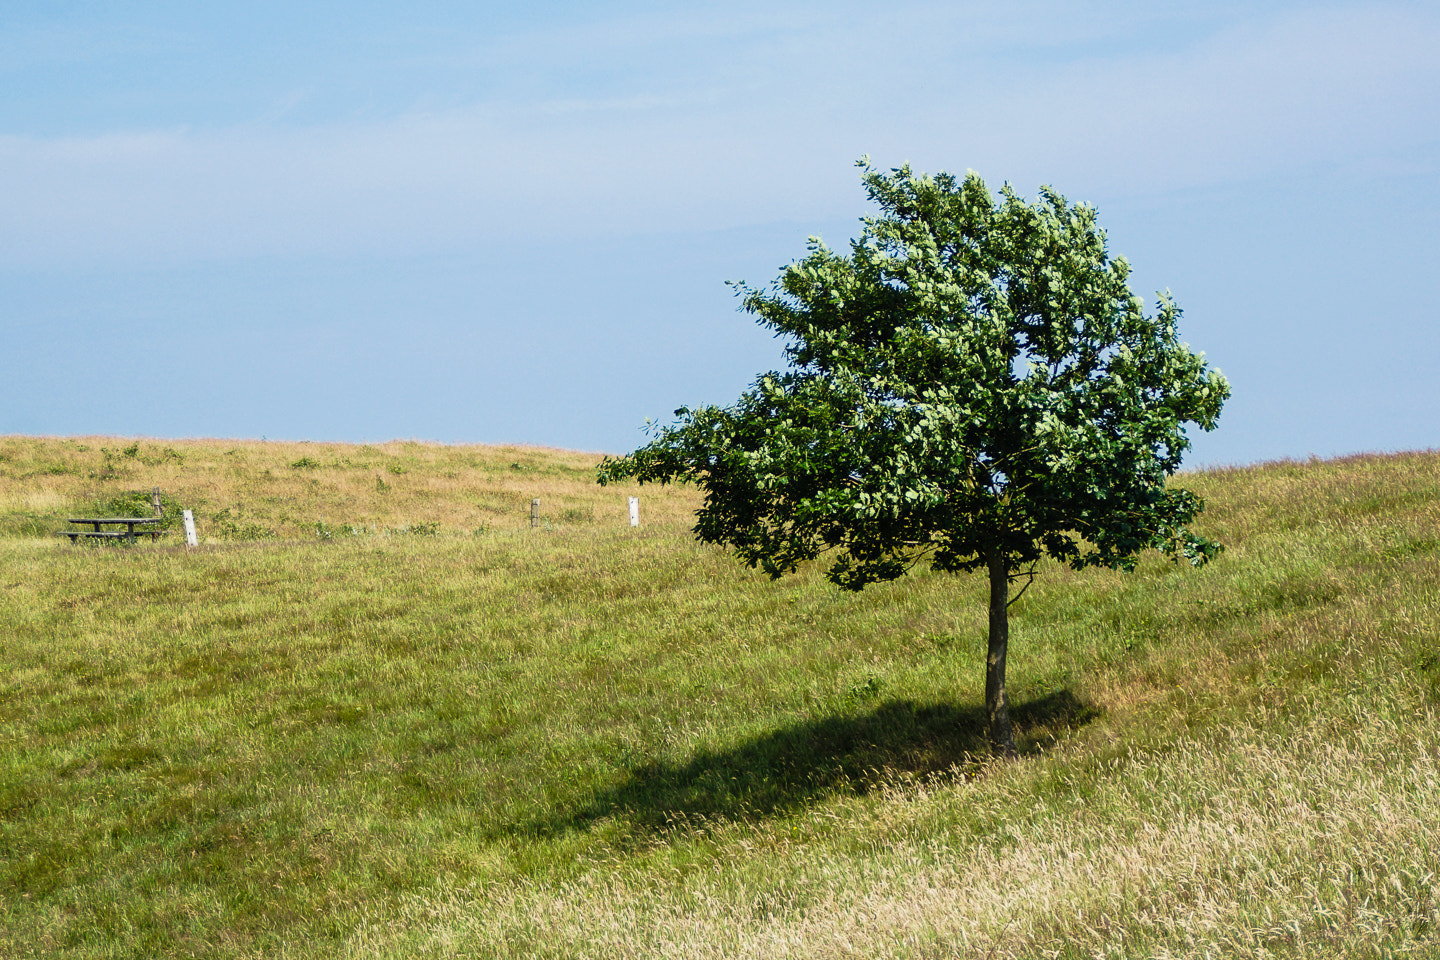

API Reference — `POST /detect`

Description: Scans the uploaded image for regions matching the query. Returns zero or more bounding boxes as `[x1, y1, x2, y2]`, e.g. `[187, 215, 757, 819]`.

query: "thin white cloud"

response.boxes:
[838, 3, 1440, 196]
[1, 2, 1433, 269]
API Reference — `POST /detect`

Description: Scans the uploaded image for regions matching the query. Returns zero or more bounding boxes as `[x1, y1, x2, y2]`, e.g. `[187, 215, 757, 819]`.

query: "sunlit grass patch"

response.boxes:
[2, 440, 1439, 957]
[362, 703, 1439, 960]
[0, 435, 692, 544]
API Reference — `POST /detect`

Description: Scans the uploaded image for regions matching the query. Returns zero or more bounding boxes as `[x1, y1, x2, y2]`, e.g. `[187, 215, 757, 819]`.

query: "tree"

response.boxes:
[598, 160, 1229, 757]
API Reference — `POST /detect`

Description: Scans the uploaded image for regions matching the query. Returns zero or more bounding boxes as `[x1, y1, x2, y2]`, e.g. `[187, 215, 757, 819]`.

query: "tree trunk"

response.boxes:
[986, 549, 1017, 758]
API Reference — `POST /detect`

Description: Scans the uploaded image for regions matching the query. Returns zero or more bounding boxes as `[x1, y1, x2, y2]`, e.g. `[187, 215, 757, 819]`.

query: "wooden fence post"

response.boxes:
[531, 499, 541, 529]
[181, 510, 198, 547]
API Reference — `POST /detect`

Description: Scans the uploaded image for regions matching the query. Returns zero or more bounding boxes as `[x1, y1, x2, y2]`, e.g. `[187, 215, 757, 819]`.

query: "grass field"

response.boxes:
[2, 435, 1438, 958]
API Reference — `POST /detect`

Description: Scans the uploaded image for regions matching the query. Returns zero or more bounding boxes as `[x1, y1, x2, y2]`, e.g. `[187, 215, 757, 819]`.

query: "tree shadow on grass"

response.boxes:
[525, 688, 1099, 840]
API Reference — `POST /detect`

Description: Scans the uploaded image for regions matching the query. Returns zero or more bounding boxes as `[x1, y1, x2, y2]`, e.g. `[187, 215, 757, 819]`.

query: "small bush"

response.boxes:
[116, 443, 184, 466]
[211, 507, 274, 541]
[92, 491, 184, 532]
[93, 449, 123, 481]
[387, 522, 439, 536]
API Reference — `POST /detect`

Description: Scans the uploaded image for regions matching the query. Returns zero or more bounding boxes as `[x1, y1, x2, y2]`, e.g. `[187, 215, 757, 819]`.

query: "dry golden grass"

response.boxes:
[2, 439, 1438, 959]
[0, 434, 700, 542]
[353, 706, 1439, 959]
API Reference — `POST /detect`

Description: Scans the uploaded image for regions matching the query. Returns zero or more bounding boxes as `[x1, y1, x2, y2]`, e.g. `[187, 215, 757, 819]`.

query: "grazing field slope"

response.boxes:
[1, 436, 1438, 958]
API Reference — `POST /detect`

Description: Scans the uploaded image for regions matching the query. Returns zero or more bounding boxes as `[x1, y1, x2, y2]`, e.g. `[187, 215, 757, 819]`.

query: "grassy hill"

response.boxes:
[1, 435, 1437, 958]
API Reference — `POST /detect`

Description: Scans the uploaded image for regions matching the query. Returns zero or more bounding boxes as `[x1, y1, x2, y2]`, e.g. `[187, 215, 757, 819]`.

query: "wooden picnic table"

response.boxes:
[64, 517, 165, 543]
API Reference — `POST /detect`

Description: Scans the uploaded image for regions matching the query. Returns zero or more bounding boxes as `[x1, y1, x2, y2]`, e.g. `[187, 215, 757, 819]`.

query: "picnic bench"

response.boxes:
[63, 517, 165, 543]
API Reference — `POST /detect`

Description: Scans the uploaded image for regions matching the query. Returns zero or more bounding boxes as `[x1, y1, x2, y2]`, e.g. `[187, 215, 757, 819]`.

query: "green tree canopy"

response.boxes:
[599, 160, 1229, 756]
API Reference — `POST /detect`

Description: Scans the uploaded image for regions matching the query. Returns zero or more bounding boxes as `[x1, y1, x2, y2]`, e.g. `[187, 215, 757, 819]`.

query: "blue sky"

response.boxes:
[3, 1, 1437, 466]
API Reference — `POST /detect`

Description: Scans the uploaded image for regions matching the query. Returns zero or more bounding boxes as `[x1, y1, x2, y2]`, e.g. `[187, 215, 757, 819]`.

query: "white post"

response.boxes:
[181, 509, 198, 547]
[628, 497, 640, 527]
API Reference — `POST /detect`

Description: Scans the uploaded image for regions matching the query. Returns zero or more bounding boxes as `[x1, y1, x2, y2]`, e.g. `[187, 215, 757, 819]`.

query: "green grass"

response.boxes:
[1, 437, 1438, 957]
